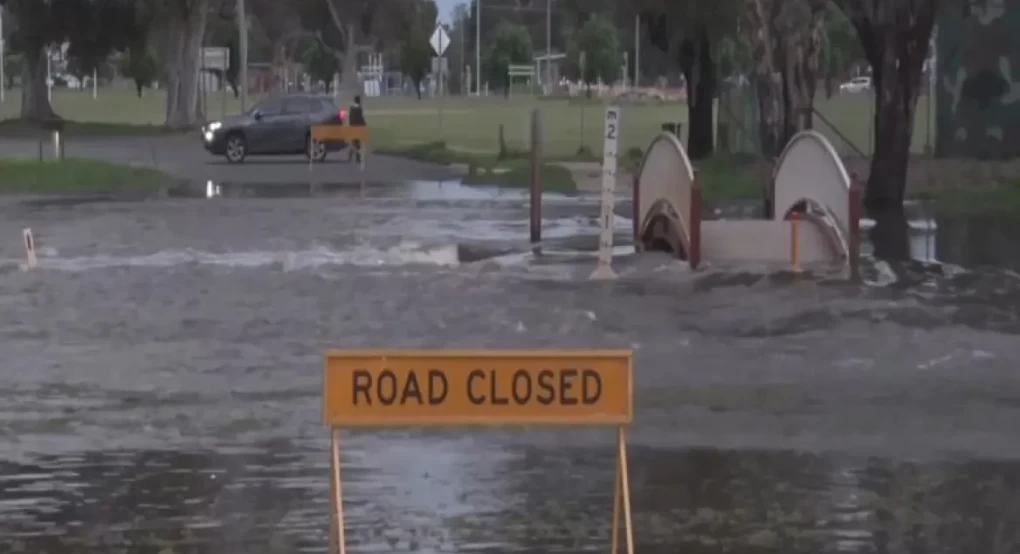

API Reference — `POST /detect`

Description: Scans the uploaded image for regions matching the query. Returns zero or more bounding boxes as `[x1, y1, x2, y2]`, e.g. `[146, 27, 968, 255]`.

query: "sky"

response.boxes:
[435, 0, 461, 23]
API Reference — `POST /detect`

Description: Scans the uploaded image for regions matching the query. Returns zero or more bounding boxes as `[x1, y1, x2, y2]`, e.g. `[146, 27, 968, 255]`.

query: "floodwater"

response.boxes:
[1, 180, 1020, 554]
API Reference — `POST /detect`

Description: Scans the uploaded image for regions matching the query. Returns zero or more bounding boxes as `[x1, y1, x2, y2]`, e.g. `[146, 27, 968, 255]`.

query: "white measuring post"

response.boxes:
[591, 105, 620, 280]
[23, 228, 37, 269]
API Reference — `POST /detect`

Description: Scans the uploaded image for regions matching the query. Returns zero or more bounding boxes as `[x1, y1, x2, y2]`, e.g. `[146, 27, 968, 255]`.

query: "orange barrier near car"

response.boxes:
[310, 124, 369, 142]
[321, 349, 636, 554]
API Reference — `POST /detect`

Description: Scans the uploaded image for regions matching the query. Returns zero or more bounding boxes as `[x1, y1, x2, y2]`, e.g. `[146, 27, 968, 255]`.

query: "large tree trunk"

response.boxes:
[165, 0, 210, 129]
[339, 24, 360, 99]
[20, 47, 58, 121]
[867, 49, 923, 214]
[679, 29, 715, 160]
[837, 0, 936, 215]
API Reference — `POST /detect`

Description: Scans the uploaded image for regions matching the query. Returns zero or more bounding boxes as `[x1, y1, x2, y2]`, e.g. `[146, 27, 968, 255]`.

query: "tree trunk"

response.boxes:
[867, 53, 922, 214]
[20, 47, 57, 121]
[839, 0, 936, 215]
[165, 0, 210, 129]
[680, 30, 715, 160]
[339, 24, 360, 99]
[414, 79, 422, 99]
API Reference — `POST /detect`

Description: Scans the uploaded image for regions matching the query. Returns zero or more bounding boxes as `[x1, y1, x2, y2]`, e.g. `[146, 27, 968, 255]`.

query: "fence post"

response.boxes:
[632, 171, 641, 251]
[530, 108, 542, 247]
[848, 173, 864, 281]
[689, 170, 702, 269]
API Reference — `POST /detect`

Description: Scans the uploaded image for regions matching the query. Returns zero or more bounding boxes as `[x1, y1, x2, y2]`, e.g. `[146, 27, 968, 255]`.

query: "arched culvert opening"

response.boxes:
[640, 213, 688, 260]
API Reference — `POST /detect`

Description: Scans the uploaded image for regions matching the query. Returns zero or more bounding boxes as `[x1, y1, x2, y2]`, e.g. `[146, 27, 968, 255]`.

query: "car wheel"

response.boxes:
[306, 136, 328, 163]
[225, 133, 247, 164]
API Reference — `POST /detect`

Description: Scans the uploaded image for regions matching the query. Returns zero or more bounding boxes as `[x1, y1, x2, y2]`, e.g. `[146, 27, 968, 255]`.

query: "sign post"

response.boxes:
[1, 11, 5, 103]
[591, 106, 621, 280]
[430, 25, 450, 135]
[322, 349, 635, 554]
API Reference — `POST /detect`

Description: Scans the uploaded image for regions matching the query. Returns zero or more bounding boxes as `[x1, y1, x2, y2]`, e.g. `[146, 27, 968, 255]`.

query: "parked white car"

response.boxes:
[839, 76, 871, 94]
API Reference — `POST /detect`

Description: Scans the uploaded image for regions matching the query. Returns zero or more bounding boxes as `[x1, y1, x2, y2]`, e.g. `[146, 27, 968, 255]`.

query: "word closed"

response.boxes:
[323, 350, 632, 425]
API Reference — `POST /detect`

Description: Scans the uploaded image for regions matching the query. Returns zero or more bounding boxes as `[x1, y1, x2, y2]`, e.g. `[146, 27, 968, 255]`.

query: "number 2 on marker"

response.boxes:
[606, 123, 616, 140]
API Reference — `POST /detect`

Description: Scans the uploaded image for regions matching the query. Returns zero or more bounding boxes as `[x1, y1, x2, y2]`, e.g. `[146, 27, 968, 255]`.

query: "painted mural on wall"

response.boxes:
[936, 0, 1020, 158]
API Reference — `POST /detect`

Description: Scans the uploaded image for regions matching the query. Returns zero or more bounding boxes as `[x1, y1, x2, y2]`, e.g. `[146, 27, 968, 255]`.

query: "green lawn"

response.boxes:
[0, 157, 180, 193]
[0, 86, 937, 158]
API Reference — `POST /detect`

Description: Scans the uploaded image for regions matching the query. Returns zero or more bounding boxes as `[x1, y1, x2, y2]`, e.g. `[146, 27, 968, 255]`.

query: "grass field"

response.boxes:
[0, 157, 179, 193]
[0, 85, 937, 159]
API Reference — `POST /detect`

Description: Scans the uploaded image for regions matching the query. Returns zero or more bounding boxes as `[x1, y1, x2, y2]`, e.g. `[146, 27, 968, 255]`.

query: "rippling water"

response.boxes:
[1, 181, 1019, 553]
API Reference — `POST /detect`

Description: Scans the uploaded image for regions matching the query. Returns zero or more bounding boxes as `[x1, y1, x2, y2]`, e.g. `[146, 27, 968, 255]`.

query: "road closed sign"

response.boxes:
[322, 349, 632, 426]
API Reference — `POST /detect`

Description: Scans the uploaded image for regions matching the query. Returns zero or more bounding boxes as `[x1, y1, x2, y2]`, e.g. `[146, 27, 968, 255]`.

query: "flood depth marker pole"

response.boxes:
[592, 105, 621, 280]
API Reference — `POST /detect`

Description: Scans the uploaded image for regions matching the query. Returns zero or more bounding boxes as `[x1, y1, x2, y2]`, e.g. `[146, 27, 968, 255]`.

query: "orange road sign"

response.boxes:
[323, 349, 632, 426]
[322, 349, 636, 554]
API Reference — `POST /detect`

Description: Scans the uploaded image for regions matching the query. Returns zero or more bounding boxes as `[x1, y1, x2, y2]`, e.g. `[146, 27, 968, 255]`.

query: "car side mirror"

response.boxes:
[253, 111, 262, 120]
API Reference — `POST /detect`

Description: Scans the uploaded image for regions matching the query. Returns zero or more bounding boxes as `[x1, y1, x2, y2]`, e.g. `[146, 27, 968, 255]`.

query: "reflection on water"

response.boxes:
[2, 444, 1018, 554]
[865, 204, 1020, 271]
[937, 213, 1020, 271]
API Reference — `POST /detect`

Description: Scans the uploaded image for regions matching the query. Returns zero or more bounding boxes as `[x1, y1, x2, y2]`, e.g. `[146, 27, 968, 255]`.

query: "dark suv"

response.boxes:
[200, 94, 348, 163]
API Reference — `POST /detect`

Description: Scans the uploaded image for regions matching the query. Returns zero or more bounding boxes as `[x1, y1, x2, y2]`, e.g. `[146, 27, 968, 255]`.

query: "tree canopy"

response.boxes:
[567, 14, 622, 91]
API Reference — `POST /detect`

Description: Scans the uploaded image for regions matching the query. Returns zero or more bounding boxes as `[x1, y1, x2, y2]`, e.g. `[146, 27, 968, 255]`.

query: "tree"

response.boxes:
[742, 0, 828, 158]
[3, 53, 23, 91]
[567, 15, 621, 96]
[163, 0, 214, 128]
[819, 6, 864, 98]
[485, 22, 533, 97]
[303, 40, 339, 90]
[300, 0, 436, 99]
[638, 0, 739, 159]
[400, 25, 432, 99]
[225, 38, 240, 97]
[119, 47, 158, 98]
[2, 0, 141, 121]
[830, 0, 952, 215]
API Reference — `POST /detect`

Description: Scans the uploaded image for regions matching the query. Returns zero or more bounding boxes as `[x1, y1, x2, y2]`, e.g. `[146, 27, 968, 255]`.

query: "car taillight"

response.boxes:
[337, 108, 346, 120]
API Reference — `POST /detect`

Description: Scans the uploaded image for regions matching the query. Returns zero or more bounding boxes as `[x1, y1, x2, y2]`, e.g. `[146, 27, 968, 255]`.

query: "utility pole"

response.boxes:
[545, 0, 551, 94]
[460, 8, 465, 95]
[633, 14, 640, 89]
[236, 0, 248, 111]
[475, 0, 481, 96]
[0, 9, 5, 103]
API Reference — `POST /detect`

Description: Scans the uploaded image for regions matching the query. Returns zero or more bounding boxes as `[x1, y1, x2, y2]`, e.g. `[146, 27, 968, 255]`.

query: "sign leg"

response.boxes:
[616, 425, 635, 554]
[331, 428, 347, 554]
[610, 426, 622, 554]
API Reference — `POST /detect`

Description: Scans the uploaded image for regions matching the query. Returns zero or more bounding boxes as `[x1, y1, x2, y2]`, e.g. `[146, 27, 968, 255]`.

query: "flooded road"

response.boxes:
[1, 181, 1019, 554]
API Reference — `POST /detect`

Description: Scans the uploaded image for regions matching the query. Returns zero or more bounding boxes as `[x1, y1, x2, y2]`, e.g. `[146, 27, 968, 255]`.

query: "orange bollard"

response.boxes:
[790, 213, 800, 272]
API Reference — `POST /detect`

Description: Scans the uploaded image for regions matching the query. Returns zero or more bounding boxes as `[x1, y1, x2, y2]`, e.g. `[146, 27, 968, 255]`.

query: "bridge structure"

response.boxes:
[632, 130, 863, 276]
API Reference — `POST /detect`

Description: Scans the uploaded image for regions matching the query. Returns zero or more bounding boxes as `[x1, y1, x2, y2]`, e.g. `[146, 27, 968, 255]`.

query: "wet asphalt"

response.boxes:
[0, 159, 1019, 552]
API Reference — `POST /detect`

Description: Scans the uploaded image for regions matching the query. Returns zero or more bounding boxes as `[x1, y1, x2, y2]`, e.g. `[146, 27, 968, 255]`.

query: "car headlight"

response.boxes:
[207, 121, 222, 132]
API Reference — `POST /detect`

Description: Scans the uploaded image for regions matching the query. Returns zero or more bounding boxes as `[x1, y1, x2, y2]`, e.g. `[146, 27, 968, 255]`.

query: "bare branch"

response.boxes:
[322, 0, 347, 44]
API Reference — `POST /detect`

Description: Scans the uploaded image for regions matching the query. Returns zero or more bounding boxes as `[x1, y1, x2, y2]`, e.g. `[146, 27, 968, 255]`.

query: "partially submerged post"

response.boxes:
[790, 212, 801, 272]
[23, 228, 37, 269]
[848, 173, 864, 281]
[530, 108, 542, 247]
[689, 171, 702, 270]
